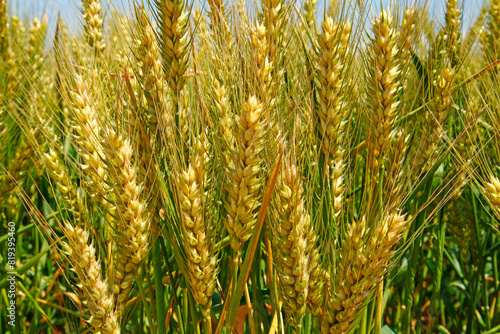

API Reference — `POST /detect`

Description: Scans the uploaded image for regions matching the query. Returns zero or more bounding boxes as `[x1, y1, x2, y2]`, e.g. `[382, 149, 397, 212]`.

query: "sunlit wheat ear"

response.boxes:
[100, 127, 150, 305]
[483, 175, 500, 221]
[250, 22, 273, 103]
[399, 7, 416, 84]
[225, 96, 265, 251]
[385, 130, 409, 204]
[316, 17, 350, 162]
[303, 0, 317, 32]
[444, 0, 461, 65]
[307, 242, 328, 317]
[236, 0, 249, 32]
[316, 17, 351, 219]
[63, 224, 119, 334]
[272, 160, 313, 329]
[81, 0, 106, 53]
[155, 0, 190, 94]
[0, 129, 39, 203]
[207, 0, 232, 53]
[323, 212, 408, 333]
[135, 6, 171, 136]
[465, 6, 486, 51]
[481, 1, 499, 59]
[213, 79, 235, 160]
[43, 149, 82, 225]
[262, 0, 286, 63]
[174, 135, 218, 317]
[418, 65, 456, 171]
[366, 9, 401, 172]
[69, 75, 107, 201]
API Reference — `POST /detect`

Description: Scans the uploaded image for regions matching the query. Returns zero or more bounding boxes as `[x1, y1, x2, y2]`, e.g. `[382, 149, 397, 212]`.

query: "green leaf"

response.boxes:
[381, 325, 398, 334]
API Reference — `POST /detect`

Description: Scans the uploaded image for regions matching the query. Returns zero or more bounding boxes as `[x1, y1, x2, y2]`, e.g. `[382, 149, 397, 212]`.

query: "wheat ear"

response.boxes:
[225, 96, 265, 251]
[135, 6, 172, 137]
[316, 18, 351, 218]
[43, 149, 82, 225]
[272, 160, 313, 329]
[366, 9, 401, 171]
[81, 0, 105, 52]
[175, 136, 218, 317]
[323, 212, 408, 333]
[101, 127, 150, 304]
[0, 129, 39, 203]
[155, 0, 190, 94]
[250, 22, 273, 104]
[70, 74, 107, 201]
[63, 224, 119, 333]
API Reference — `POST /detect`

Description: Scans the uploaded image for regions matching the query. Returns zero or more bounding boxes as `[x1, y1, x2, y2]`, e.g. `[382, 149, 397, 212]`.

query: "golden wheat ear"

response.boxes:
[63, 224, 120, 333]
[81, 0, 106, 53]
[225, 96, 265, 251]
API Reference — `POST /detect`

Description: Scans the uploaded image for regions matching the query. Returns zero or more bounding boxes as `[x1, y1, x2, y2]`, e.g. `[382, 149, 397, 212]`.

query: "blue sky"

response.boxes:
[8, 0, 486, 36]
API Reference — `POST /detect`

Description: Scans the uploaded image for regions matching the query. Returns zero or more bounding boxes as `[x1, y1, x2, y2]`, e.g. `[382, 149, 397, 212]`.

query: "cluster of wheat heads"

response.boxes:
[1, 0, 500, 333]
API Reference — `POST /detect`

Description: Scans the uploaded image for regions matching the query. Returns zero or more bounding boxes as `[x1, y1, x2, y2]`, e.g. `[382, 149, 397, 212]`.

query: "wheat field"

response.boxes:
[0, 0, 499, 333]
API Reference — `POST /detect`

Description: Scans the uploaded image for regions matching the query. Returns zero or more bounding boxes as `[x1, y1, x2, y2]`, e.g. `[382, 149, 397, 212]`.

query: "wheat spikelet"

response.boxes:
[484, 175, 500, 220]
[135, 6, 171, 135]
[236, 0, 249, 32]
[316, 17, 350, 162]
[445, 189, 479, 263]
[304, 0, 317, 32]
[63, 224, 119, 333]
[225, 96, 264, 251]
[207, 0, 233, 57]
[316, 18, 350, 219]
[101, 127, 150, 304]
[307, 246, 328, 317]
[43, 149, 82, 224]
[174, 136, 218, 316]
[155, 0, 190, 93]
[323, 212, 408, 333]
[272, 160, 313, 329]
[366, 9, 401, 171]
[81, 0, 106, 52]
[465, 6, 486, 51]
[490, 0, 500, 43]
[261, 0, 286, 63]
[0, 129, 39, 203]
[385, 130, 409, 204]
[212, 79, 235, 160]
[250, 22, 273, 103]
[418, 65, 456, 170]
[70, 75, 107, 201]
[444, 0, 461, 65]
